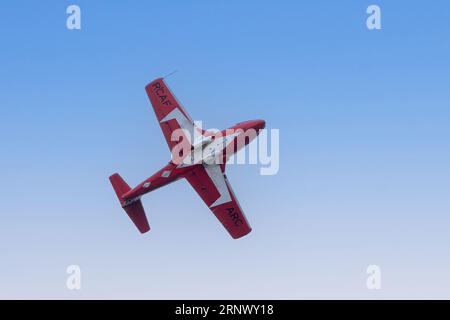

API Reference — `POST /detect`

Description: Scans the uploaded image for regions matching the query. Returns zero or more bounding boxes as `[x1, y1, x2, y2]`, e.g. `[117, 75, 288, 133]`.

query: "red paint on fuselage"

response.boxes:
[121, 119, 265, 202]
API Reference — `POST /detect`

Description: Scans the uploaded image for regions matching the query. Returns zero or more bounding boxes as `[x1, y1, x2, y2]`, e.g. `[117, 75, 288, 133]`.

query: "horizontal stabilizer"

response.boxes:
[110, 173, 131, 202]
[109, 173, 150, 233]
[122, 200, 150, 233]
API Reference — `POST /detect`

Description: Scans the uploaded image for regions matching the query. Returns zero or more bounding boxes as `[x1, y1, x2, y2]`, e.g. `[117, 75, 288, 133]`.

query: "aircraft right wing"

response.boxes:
[145, 78, 196, 151]
[184, 164, 252, 239]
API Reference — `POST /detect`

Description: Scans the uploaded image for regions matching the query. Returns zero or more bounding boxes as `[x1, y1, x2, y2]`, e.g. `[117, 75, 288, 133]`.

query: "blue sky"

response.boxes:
[0, 1, 449, 298]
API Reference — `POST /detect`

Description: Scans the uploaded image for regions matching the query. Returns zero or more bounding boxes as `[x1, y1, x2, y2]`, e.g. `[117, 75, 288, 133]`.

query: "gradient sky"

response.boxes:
[0, 1, 449, 299]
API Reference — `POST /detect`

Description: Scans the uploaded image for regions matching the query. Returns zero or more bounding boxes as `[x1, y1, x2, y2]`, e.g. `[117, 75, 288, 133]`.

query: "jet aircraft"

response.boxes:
[110, 78, 265, 239]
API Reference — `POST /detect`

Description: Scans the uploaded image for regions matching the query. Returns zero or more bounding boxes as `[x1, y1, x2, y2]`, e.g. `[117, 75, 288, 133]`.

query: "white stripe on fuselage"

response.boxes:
[161, 109, 236, 207]
[184, 131, 240, 166]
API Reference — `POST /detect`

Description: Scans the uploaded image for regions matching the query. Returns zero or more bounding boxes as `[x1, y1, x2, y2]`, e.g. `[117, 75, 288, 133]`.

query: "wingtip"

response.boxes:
[145, 78, 163, 90]
[145, 72, 177, 89]
[232, 228, 252, 240]
[139, 225, 151, 234]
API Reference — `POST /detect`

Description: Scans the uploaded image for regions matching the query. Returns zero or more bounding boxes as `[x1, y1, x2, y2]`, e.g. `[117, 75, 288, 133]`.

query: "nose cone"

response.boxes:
[234, 119, 266, 132]
[253, 119, 266, 131]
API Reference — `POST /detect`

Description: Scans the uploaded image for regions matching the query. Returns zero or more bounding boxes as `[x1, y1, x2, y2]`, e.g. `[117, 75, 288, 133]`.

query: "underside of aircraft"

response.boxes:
[110, 78, 265, 239]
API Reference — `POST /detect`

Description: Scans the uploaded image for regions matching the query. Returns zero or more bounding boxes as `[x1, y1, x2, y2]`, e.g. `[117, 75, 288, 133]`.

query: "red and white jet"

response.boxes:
[109, 78, 265, 239]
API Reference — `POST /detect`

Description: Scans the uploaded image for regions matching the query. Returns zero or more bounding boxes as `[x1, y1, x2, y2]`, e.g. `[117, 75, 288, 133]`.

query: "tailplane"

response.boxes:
[109, 173, 150, 233]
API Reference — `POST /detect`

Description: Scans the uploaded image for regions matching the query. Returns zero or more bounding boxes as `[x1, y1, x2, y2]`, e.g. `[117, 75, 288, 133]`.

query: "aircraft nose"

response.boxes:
[253, 119, 266, 131]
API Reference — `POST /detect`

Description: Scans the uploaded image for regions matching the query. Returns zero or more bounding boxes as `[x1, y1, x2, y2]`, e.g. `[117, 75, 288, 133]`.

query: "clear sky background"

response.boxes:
[0, 1, 449, 299]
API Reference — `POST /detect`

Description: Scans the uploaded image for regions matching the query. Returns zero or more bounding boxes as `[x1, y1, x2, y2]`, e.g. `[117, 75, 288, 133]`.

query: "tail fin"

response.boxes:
[109, 173, 150, 233]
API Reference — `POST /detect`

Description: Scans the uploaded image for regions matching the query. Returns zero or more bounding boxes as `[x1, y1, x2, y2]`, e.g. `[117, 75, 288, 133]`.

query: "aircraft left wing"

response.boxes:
[145, 78, 196, 151]
[184, 164, 252, 239]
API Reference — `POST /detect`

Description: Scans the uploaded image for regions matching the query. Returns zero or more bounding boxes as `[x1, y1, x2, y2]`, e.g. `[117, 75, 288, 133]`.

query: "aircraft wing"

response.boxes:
[184, 164, 252, 239]
[145, 78, 196, 151]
